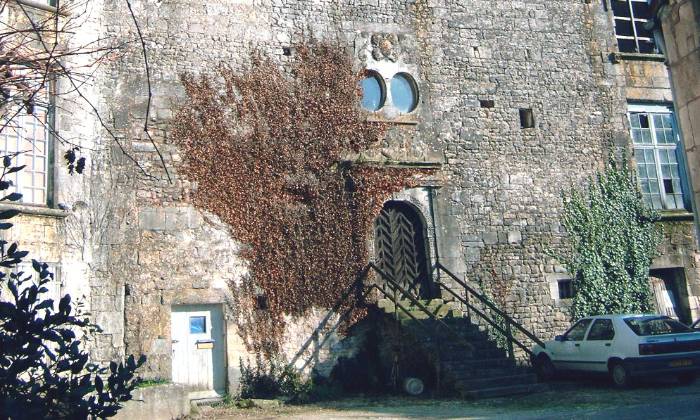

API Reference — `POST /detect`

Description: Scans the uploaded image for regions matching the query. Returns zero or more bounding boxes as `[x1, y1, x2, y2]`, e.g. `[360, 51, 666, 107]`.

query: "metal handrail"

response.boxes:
[434, 262, 546, 350]
[289, 260, 544, 373]
[436, 280, 530, 357]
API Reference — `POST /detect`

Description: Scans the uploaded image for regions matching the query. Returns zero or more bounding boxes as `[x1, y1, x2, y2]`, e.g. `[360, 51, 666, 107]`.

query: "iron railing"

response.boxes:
[289, 261, 545, 373]
[433, 262, 546, 358]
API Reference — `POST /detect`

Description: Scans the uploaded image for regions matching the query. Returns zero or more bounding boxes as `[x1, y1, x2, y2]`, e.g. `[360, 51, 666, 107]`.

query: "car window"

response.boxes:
[564, 319, 592, 341]
[624, 316, 693, 336]
[587, 319, 615, 341]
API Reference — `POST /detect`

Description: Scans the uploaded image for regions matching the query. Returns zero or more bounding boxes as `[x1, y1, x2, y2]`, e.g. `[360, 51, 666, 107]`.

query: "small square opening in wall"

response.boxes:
[558, 279, 573, 300]
[255, 294, 269, 310]
[480, 99, 495, 109]
[282, 47, 292, 56]
[519, 108, 535, 128]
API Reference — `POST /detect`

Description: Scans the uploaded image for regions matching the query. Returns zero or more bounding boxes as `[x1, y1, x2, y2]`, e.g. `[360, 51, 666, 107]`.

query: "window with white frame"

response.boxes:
[629, 104, 687, 211]
[0, 83, 52, 206]
[11, 262, 62, 311]
[611, 0, 658, 54]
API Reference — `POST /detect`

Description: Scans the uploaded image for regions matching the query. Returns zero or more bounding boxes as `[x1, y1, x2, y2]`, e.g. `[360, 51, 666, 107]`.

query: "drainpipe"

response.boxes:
[426, 186, 441, 283]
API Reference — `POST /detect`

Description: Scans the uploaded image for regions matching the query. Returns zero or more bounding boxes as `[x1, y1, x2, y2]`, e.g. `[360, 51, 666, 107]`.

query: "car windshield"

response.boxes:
[624, 316, 693, 336]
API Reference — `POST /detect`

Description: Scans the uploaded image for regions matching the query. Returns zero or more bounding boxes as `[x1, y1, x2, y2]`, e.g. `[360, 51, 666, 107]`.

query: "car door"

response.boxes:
[579, 318, 616, 372]
[550, 318, 592, 371]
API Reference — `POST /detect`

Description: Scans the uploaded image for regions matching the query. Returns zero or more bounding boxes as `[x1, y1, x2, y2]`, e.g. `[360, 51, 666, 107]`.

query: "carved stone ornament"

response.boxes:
[371, 33, 400, 62]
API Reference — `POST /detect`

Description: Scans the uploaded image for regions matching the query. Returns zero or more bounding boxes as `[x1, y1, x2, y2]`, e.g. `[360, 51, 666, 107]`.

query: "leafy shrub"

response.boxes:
[134, 378, 169, 389]
[0, 153, 146, 418]
[306, 380, 343, 402]
[239, 358, 282, 399]
[559, 156, 662, 319]
[238, 358, 311, 403]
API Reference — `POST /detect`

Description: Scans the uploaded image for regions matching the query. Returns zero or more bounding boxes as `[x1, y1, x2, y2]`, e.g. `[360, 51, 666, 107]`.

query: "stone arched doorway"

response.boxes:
[373, 201, 434, 299]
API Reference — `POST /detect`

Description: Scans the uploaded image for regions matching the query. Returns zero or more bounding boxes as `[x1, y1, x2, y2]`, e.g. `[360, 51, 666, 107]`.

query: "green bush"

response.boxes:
[560, 156, 662, 319]
[134, 378, 169, 389]
[238, 358, 311, 403]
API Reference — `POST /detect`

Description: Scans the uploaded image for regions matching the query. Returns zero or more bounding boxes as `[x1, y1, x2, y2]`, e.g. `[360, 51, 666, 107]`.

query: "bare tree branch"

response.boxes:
[124, 0, 171, 183]
[1, 0, 169, 181]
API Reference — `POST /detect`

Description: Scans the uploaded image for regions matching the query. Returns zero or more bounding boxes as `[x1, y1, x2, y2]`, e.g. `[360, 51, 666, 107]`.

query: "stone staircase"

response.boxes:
[377, 298, 546, 399]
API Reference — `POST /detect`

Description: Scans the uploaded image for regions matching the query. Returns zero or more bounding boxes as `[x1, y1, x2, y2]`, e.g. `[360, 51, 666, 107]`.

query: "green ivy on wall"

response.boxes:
[560, 156, 662, 320]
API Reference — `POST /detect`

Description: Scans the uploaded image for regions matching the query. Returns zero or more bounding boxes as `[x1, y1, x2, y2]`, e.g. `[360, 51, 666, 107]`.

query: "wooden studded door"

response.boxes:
[374, 201, 433, 299]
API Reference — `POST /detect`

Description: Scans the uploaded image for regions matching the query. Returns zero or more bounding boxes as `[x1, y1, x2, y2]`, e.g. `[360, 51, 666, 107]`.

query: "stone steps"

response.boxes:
[461, 383, 549, 399]
[445, 365, 532, 378]
[442, 357, 516, 371]
[447, 347, 508, 360]
[375, 297, 543, 399]
[453, 373, 538, 391]
[378, 298, 462, 320]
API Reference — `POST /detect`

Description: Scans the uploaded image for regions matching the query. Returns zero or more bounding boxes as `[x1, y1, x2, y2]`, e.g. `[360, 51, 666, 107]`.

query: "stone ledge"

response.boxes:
[366, 115, 419, 125]
[342, 159, 443, 169]
[113, 383, 190, 420]
[657, 211, 694, 222]
[609, 51, 666, 63]
[0, 203, 70, 218]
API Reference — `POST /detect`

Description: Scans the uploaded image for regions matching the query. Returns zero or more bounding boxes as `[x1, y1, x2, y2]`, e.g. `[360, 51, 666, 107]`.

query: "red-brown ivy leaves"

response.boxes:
[173, 43, 425, 356]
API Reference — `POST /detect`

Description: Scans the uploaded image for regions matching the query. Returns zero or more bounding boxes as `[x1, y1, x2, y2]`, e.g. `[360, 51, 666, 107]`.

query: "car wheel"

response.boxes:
[535, 355, 556, 382]
[678, 373, 696, 385]
[610, 362, 632, 388]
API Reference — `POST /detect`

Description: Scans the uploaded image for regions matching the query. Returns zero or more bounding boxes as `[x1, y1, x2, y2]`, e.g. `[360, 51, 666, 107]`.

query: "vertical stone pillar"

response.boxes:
[655, 0, 700, 243]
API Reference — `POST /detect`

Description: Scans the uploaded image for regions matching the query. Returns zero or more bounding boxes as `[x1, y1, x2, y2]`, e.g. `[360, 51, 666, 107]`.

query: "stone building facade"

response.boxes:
[3, 0, 700, 397]
[652, 0, 700, 241]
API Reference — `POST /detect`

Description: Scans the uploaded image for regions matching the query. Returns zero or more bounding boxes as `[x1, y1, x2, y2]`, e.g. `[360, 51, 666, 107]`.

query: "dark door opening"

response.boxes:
[373, 201, 433, 299]
[650, 268, 691, 324]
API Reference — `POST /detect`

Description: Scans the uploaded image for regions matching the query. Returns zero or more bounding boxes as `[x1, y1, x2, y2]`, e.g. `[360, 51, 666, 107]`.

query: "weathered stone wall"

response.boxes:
[1, 0, 129, 363]
[654, 220, 700, 320]
[5, 0, 698, 393]
[92, 0, 700, 381]
[656, 0, 700, 244]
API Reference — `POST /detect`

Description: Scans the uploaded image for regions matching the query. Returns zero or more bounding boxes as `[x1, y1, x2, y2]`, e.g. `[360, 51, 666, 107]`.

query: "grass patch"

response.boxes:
[134, 378, 170, 389]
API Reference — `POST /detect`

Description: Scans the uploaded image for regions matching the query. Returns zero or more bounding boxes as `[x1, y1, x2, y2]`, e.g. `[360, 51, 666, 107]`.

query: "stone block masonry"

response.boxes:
[11, 0, 693, 393]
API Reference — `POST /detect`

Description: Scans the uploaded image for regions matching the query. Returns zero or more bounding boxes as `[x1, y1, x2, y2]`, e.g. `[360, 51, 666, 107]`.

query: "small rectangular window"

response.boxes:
[587, 319, 615, 340]
[519, 108, 535, 129]
[558, 279, 573, 299]
[189, 316, 206, 334]
[565, 318, 592, 341]
[255, 294, 268, 310]
[480, 99, 495, 109]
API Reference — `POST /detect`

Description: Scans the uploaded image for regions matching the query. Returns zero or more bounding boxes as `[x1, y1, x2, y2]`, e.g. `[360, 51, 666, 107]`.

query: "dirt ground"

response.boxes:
[188, 377, 700, 419]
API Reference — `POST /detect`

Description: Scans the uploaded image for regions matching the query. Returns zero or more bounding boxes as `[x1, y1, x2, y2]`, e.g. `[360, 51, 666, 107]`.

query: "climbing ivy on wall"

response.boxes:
[560, 156, 662, 320]
[173, 43, 427, 356]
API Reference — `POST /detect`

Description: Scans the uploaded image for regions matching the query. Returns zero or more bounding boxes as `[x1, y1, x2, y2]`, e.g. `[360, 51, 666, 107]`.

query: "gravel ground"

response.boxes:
[188, 377, 700, 419]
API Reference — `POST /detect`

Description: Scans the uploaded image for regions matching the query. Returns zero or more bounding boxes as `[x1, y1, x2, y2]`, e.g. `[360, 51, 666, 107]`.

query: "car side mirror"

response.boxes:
[555, 335, 566, 342]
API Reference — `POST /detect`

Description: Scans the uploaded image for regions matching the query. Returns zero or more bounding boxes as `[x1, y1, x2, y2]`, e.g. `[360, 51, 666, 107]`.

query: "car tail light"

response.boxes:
[639, 343, 656, 355]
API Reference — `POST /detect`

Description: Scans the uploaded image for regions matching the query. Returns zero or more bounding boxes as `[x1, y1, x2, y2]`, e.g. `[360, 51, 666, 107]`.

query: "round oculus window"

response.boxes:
[390, 73, 418, 113]
[360, 73, 385, 111]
